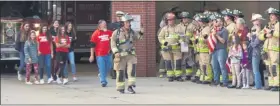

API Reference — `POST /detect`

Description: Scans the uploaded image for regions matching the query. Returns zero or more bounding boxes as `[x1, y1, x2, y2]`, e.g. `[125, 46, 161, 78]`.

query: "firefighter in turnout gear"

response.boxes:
[111, 13, 144, 94]
[258, 7, 279, 92]
[175, 11, 195, 81]
[109, 11, 126, 80]
[232, 9, 244, 22]
[196, 14, 213, 84]
[190, 13, 203, 83]
[158, 12, 184, 82]
[158, 17, 167, 78]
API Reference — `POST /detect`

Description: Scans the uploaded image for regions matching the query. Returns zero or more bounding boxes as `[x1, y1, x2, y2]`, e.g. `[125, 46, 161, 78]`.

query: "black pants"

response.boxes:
[53, 52, 68, 80]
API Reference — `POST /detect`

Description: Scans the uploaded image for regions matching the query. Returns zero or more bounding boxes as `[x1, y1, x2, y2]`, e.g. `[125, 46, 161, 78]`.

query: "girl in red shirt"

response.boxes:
[54, 26, 70, 85]
[89, 20, 113, 87]
[37, 24, 53, 84]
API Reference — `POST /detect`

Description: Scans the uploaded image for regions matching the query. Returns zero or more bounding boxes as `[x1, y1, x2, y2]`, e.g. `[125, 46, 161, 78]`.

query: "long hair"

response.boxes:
[20, 22, 30, 42]
[27, 30, 37, 44]
[65, 21, 76, 38]
[40, 24, 52, 43]
[49, 20, 60, 36]
[57, 25, 67, 43]
[233, 35, 241, 49]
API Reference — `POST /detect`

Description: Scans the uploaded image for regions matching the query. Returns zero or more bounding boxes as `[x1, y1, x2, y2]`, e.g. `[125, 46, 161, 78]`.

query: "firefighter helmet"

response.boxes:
[265, 7, 280, 15]
[232, 9, 244, 18]
[165, 12, 176, 20]
[120, 14, 134, 22]
[221, 8, 233, 16]
[179, 11, 192, 19]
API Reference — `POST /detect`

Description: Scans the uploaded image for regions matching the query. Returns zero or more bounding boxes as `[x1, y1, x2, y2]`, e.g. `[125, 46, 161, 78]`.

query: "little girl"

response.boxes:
[228, 35, 243, 89]
[24, 30, 39, 85]
[241, 43, 251, 89]
[54, 26, 70, 85]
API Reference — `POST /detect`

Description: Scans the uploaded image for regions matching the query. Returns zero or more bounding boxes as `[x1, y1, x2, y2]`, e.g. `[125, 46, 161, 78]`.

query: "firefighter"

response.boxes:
[158, 17, 167, 78]
[258, 7, 279, 92]
[158, 12, 184, 82]
[111, 13, 144, 94]
[232, 9, 244, 22]
[196, 14, 212, 84]
[109, 11, 125, 79]
[190, 13, 203, 83]
[175, 11, 195, 81]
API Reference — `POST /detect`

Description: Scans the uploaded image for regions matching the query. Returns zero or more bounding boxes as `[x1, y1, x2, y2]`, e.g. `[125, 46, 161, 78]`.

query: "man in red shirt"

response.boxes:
[89, 20, 113, 87]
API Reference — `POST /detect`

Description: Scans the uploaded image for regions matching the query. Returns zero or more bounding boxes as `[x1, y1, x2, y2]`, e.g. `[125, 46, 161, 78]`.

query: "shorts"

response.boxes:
[56, 52, 68, 62]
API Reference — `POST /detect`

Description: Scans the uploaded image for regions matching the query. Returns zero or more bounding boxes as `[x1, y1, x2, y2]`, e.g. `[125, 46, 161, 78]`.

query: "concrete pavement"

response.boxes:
[1, 62, 279, 104]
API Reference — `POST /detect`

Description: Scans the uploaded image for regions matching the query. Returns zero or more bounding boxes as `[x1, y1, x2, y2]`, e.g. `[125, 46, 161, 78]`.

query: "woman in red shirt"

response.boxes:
[54, 26, 70, 85]
[89, 20, 113, 87]
[37, 24, 53, 84]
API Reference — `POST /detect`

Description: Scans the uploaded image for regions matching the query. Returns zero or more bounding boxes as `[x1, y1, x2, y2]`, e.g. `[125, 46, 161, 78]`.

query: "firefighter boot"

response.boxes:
[185, 76, 192, 81]
[118, 89, 125, 94]
[176, 76, 184, 82]
[270, 86, 279, 92]
[127, 86, 136, 94]
[191, 76, 199, 83]
[168, 77, 175, 82]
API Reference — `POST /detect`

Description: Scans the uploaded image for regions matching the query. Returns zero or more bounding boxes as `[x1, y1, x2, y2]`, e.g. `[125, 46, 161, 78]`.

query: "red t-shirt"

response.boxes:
[55, 35, 70, 52]
[37, 33, 52, 55]
[90, 29, 112, 56]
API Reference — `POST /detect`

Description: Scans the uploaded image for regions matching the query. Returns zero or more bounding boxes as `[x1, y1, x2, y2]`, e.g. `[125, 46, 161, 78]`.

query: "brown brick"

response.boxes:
[111, 1, 156, 77]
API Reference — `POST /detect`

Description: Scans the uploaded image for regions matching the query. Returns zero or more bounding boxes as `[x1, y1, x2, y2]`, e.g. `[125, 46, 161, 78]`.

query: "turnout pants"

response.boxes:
[161, 51, 183, 78]
[115, 55, 137, 90]
[158, 56, 166, 75]
[199, 53, 212, 82]
[182, 48, 195, 77]
[264, 51, 279, 87]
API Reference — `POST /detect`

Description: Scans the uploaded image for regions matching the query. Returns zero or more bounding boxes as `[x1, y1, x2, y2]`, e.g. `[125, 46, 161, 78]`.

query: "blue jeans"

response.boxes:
[252, 56, 262, 89]
[39, 54, 52, 79]
[64, 51, 76, 78]
[96, 54, 112, 85]
[18, 51, 25, 74]
[211, 49, 228, 85]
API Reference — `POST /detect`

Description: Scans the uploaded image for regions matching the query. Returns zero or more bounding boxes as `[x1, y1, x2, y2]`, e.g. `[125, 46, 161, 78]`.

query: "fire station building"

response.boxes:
[1, 1, 279, 77]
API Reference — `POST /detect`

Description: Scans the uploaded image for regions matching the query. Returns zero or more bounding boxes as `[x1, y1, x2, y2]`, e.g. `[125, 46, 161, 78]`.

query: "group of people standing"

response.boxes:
[157, 7, 279, 91]
[15, 20, 78, 85]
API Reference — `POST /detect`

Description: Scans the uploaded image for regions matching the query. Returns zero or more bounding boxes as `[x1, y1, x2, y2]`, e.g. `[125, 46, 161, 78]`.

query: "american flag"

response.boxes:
[226, 57, 231, 73]
[207, 27, 231, 73]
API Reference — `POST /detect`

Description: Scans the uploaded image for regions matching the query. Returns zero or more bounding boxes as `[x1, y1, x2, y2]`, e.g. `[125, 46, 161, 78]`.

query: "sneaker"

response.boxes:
[25, 81, 33, 85]
[98, 74, 100, 78]
[40, 79, 45, 84]
[73, 77, 78, 81]
[34, 80, 40, 85]
[118, 89, 125, 94]
[17, 71, 22, 81]
[252, 87, 262, 90]
[101, 83, 107, 87]
[242, 85, 250, 89]
[56, 78, 62, 84]
[47, 78, 53, 84]
[63, 78, 69, 85]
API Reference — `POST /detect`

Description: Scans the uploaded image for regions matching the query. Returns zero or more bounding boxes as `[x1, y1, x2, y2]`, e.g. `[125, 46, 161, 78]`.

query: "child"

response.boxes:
[37, 24, 53, 84]
[24, 30, 39, 85]
[227, 35, 243, 89]
[241, 43, 250, 89]
[54, 26, 70, 85]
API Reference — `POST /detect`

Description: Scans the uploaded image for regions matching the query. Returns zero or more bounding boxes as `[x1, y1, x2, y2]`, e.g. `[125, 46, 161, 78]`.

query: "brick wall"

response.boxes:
[111, 1, 157, 77]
